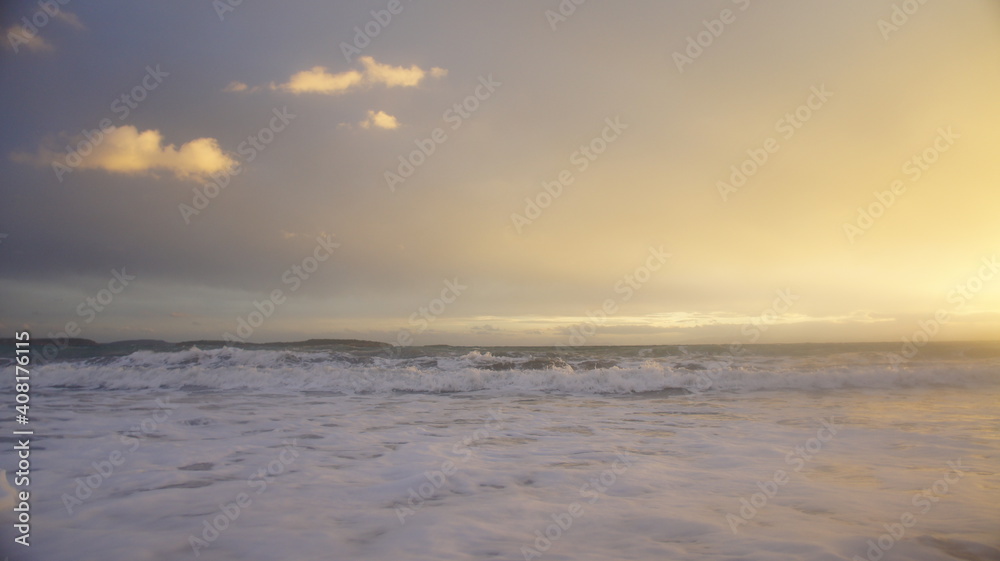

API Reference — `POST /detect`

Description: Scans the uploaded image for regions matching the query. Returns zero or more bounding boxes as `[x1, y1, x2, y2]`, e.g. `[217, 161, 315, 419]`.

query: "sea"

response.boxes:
[1, 340, 998, 561]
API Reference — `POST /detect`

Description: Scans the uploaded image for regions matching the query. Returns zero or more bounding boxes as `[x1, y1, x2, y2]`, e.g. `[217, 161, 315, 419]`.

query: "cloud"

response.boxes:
[4, 10, 85, 54]
[53, 11, 86, 30]
[360, 110, 399, 130]
[272, 56, 445, 94]
[13, 126, 236, 182]
[224, 81, 264, 94]
[279, 229, 332, 240]
[556, 323, 680, 336]
[358, 56, 425, 88]
[275, 66, 362, 94]
[4, 26, 54, 53]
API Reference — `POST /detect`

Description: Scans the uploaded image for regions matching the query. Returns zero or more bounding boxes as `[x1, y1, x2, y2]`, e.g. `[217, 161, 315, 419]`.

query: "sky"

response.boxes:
[1, 0, 999, 346]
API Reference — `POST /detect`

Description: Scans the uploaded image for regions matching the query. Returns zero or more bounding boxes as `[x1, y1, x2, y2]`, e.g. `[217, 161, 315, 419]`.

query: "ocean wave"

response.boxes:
[27, 346, 1000, 394]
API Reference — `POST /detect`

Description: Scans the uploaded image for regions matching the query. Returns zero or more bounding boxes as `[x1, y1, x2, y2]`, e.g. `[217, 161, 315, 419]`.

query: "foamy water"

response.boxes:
[2, 343, 998, 561]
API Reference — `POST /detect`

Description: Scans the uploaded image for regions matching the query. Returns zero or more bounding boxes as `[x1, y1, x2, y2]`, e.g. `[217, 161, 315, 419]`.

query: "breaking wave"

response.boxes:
[27, 345, 1000, 394]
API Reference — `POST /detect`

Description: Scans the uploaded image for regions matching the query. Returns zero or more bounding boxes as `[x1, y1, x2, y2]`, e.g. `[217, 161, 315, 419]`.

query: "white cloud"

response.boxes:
[272, 56, 445, 95]
[360, 110, 400, 130]
[13, 126, 236, 182]
[223, 81, 249, 92]
[358, 56, 425, 88]
[4, 10, 84, 54]
[274, 66, 363, 94]
[4, 26, 54, 53]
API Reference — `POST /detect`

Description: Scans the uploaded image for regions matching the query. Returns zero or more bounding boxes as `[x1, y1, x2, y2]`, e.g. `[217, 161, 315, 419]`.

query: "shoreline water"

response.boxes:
[2, 341, 997, 560]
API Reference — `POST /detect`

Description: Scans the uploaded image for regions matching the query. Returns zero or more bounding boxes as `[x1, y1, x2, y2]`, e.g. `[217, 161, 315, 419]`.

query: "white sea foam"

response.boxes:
[11, 382, 1000, 561]
[29, 346, 1000, 394]
[7, 344, 1000, 561]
